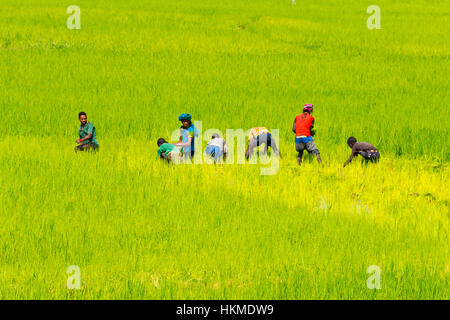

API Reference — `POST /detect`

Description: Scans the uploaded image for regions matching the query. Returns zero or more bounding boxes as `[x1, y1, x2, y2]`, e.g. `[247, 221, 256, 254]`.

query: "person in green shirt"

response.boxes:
[157, 138, 182, 164]
[75, 112, 99, 151]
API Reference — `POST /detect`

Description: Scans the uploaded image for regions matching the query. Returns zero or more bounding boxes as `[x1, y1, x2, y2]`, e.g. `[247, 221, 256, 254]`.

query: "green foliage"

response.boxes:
[0, 0, 448, 299]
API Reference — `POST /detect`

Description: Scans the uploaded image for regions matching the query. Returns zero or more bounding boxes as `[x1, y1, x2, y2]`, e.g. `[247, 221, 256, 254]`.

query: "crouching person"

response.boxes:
[75, 112, 99, 151]
[204, 133, 228, 163]
[245, 127, 281, 160]
[343, 137, 380, 167]
[157, 138, 182, 164]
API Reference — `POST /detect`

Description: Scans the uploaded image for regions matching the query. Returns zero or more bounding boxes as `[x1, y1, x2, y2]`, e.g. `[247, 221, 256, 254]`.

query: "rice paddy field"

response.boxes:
[0, 0, 449, 299]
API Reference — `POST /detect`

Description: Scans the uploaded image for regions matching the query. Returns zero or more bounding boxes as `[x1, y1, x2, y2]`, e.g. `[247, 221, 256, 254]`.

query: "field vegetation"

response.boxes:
[0, 0, 448, 299]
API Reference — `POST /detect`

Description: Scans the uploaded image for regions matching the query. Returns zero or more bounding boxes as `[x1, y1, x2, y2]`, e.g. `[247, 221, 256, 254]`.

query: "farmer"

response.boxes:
[292, 103, 322, 165]
[157, 138, 182, 164]
[175, 113, 199, 161]
[343, 137, 380, 167]
[245, 127, 281, 160]
[204, 133, 228, 163]
[75, 112, 99, 151]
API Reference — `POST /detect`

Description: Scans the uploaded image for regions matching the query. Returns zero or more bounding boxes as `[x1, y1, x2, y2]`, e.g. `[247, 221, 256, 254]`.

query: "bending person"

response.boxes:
[245, 127, 281, 160]
[343, 137, 380, 167]
[292, 103, 322, 165]
[204, 133, 228, 163]
[157, 138, 182, 164]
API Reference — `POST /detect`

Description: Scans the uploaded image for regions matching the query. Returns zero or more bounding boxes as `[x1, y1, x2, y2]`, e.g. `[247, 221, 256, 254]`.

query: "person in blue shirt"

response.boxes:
[175, 113, 199, 160]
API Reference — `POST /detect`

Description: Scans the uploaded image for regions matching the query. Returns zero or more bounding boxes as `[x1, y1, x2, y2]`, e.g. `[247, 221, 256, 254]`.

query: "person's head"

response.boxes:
[78, 112, 87, 125]
[211, 133, 220, 139]
[303, 103, 313, 114]
[157, 138, 168, 147]
[178, 113, 192, 129]
[347, 136, 357, 148]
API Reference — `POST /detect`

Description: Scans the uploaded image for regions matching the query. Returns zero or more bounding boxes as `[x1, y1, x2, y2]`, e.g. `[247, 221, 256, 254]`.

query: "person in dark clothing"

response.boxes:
[343, 137, 380, 167]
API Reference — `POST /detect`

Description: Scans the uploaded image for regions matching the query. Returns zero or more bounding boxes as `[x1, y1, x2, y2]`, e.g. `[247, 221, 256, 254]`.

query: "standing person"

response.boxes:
[75, 112, 99, 151]
[343, 137, 380, 167]
[175, 113, 199, 161]
[157, 138, 182, 164]
[245, 127, 281, 160]
[292, 103, 322, 165]
[204, 133, 228, 163]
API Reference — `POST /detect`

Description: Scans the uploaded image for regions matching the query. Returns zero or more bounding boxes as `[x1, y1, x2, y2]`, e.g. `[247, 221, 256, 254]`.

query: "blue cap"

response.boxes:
[178, 113, 192, 121]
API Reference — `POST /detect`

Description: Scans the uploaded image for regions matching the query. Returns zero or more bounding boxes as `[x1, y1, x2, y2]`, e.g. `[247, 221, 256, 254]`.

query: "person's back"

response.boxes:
[292, 104, 321, 165]
[205, 134, 227, 162]
[245, 127, 280, 159]
[294, 112, 314, 137]
[352, 142, 377, 153]
[248, 127, 269, 143]
[157, 143, 178, 158]
[207, 137, 226, 149]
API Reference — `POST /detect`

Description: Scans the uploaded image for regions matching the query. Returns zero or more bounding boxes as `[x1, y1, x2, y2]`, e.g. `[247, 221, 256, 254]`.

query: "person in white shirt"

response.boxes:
[204, 133, 228, 163]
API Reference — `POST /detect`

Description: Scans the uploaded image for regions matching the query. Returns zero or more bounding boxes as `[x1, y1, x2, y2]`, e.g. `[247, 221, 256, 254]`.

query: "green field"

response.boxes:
[0, 0, 448, 299]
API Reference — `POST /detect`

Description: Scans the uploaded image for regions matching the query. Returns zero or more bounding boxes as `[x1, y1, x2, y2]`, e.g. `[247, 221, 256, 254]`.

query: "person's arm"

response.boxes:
[77, 124, 93, 144]
[175, 136, 192, 147]
[343, 154, 353, 167]
[76, 133, 92, 144]
[292, 119, 296, 134]
[176, 128, 194, 147]
[343, 147, 358, 167]
[310, 119, 315, 136]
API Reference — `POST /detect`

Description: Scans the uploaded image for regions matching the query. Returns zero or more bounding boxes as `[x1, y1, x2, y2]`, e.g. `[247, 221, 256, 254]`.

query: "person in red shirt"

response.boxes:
[292, 103, 322, 165]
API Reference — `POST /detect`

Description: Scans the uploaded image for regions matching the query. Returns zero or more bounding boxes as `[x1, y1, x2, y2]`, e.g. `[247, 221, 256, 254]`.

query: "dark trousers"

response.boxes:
[75, 143, 99, 152]
[249, 133, 279, 156]
[360, 150, 380, 163]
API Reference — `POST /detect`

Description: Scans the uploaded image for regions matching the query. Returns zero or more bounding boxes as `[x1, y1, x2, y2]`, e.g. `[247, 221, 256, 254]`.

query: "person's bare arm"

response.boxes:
[176, 137, 192, 147]
[161, 153, 169, 161]
[292, 119, 296, 133]
[343, 155, 352, 167]
[76, 133, 92, 144]
[343, 149, 358, 167]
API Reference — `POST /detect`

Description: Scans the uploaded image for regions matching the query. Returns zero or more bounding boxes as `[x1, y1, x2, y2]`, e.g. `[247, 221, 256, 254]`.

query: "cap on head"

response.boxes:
[212, 133, 220, 139]
[303, 104, 313, 113]
[178, 113, 192, 121]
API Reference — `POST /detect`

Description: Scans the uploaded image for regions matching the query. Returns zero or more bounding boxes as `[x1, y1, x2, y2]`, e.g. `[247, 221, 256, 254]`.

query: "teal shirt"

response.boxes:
[180, 124, 199, 154]
[78, 122, 98, 146]
[157, 143, 179, 158]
